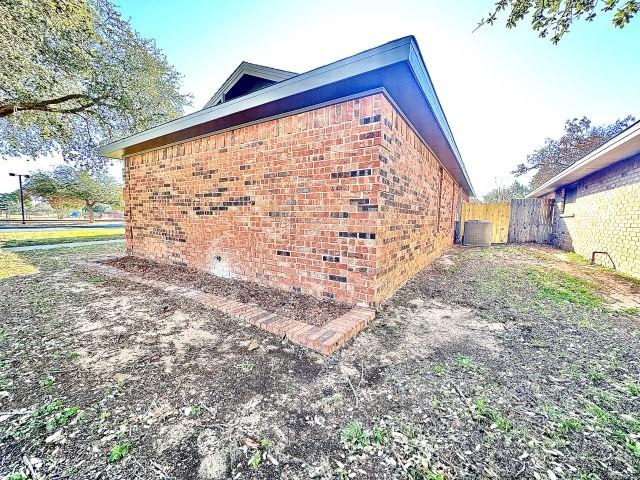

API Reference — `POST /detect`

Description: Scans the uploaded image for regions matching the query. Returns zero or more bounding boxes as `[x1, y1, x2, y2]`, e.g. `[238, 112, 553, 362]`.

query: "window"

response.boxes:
[564, 185, 577, 204]
[561, 185, 577, 213]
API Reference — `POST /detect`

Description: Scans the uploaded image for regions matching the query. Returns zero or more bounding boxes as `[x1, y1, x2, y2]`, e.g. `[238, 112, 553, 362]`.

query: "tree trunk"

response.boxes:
[87, 202, 95, 223]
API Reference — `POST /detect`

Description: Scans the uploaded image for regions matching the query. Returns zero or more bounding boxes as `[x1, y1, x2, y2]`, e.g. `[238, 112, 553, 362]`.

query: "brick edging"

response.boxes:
[74, 259, 375, 355]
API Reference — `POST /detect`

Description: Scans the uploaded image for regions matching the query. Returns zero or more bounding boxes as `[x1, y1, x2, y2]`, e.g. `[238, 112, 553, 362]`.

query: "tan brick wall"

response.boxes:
[123, 92, 467, 305]
[550, 154, 640, 278]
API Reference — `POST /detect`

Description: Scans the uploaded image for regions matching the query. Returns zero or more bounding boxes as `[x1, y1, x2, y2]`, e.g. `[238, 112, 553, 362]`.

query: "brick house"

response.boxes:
[100, 36, 474, 306]
[528, 121, 640, 279]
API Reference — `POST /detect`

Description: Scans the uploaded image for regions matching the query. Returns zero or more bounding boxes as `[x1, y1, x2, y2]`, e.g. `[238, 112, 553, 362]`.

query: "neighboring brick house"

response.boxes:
[528, 121, 640, 279]
[100, 37, 474, 306]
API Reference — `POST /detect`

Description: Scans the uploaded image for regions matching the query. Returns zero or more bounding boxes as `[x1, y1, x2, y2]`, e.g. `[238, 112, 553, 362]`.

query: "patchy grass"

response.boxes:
[565, 251, 590, 266]
[526, 267, 604, 307]
[340, 421, 369, 449]
[473, 397, 513, 433]
[0, 251, 38, 279]
[0, 228, 124, 248]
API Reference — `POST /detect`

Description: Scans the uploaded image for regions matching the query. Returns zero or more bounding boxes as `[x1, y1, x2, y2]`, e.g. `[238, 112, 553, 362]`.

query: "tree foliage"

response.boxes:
[0, 190, 33, 218]
[483, 180, 531, 202]
[0, 0, 190, 169]
[27, 167, 84, 219]
[26, 166, 123, 222]
[515, 116, 636, 188]
[478, 0, 639, 43]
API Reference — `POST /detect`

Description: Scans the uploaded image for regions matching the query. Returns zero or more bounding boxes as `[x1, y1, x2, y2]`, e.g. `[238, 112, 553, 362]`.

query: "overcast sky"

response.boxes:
[2, 0, 639, 197]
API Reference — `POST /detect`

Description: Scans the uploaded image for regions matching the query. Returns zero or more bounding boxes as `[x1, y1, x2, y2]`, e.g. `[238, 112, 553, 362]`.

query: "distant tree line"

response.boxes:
[1, 166, 123, 222]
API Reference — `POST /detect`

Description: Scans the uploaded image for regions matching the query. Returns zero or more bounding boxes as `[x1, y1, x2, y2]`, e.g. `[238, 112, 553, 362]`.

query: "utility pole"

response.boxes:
[9, 172, 30, 225]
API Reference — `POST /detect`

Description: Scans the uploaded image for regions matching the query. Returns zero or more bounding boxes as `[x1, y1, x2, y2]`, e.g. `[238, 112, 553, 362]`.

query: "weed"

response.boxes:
[494, 415, 514, 433]
[626, 379, 639, 396]
[589, 388, 612, 405]
[248, 450, 261, 470]
[372, 426, 389, 445]
[189, 404, 203, 418]
[7, 474, 27, 480]
[18, 400, 77, 438]
[42, 399, 64, 414]
[240, 361, 254, 372]
[86, 274, 106, 285]
[558, 418, 583, 435]
[66, 352, 80, 361]
[40, 376, 54, 388]
[0, 377, 13, 390]
[400, 422, 417, 439]
[577, 318, 594, 329]
[526, 267, 602, 307]
[615, 307, 640, 317]
[341, 421, 369, 449]
[408, 467, 445, 480]
[540, 403, 559, 418]
[568, 367, 581, 380]
[587, 366, 607, 383]
[115, 379, 127, 394]
[454, 354, 474, 369]
[431, 364, 445, 376]
[474, 397, 487, 417]
[587, 404, 608, 425]
[109, 441, 132, 463]
[474, 397, 512, 432]
[320, 392, 344, 413]
[259, 438, 271, 449]
[614, 431, 640, 457]
[46, 406, 78, 431]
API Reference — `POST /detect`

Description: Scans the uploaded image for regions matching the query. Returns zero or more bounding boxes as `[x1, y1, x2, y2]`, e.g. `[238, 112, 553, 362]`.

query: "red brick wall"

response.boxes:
[123, 93, 467, 305]
[374, 98, 467, 302]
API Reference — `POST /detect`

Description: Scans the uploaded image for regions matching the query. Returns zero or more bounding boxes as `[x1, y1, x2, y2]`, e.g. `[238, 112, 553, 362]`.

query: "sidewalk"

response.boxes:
[3, 239, 125, 252]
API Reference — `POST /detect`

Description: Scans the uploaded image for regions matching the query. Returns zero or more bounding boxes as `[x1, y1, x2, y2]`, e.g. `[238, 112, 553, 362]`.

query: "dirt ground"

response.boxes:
[1, 243, 639, 480]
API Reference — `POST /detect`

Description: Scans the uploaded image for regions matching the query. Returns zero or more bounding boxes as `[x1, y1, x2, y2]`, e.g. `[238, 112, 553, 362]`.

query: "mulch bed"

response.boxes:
[100, 256, 351, 327]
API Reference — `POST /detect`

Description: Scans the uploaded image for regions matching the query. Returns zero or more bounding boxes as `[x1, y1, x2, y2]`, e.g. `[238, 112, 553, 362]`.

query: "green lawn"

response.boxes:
[0, 228, 125, 248]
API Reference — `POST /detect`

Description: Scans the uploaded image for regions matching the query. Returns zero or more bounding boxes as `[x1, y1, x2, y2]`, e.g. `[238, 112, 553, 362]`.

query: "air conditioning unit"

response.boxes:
[463, 220, 492, 247]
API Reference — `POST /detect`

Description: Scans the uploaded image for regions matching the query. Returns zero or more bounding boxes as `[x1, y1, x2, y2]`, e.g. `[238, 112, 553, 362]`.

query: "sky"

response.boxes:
[2, 0, 639, 197]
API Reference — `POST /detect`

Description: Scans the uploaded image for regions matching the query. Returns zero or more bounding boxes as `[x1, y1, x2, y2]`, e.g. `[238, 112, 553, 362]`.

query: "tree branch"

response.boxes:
[0, 94, 106, 118]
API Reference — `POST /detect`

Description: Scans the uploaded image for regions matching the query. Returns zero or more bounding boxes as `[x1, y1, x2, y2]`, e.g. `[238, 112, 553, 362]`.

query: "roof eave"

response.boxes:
[99, 36, 414, 159]
[99, 36, 474, 195]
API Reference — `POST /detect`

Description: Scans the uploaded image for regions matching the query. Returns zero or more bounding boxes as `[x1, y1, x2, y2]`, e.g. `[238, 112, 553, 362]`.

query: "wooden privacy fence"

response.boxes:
[508, 198, 554, 243]
[460, 198, 554, 244]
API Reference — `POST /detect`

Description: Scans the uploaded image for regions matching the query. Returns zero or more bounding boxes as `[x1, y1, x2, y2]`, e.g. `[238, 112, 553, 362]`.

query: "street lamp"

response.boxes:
[9, 172, 30, 225]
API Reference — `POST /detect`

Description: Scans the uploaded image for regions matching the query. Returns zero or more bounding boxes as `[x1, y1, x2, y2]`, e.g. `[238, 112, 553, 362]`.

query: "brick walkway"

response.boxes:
[77, 260, 376, 354]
